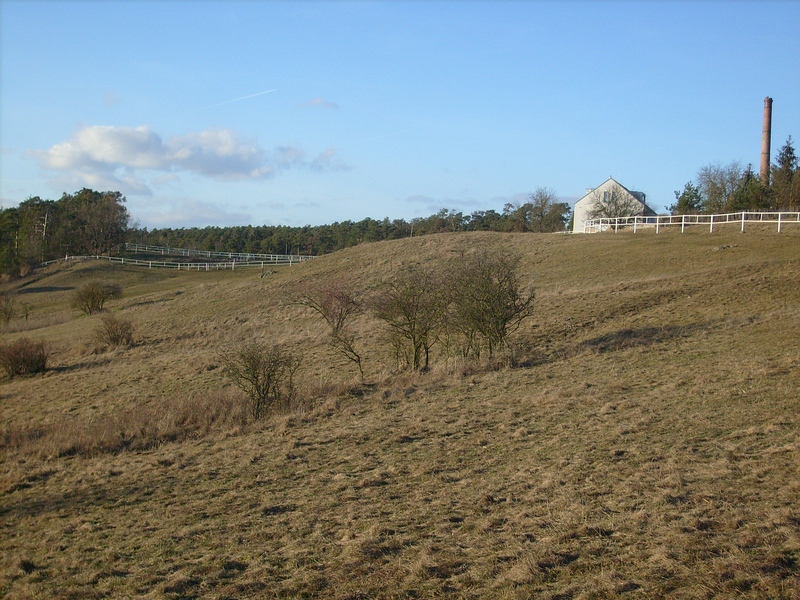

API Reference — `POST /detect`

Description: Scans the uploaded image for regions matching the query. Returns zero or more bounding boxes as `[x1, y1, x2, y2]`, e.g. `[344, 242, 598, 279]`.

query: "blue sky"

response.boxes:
[2, 1, 798, 229]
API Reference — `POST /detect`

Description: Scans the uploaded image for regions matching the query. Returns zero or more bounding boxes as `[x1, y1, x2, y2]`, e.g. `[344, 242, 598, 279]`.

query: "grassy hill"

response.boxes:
[1, 227, 799, 599]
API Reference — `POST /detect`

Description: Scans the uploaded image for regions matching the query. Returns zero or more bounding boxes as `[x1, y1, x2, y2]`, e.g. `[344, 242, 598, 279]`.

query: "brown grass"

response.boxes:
[1, 227, 799, 598]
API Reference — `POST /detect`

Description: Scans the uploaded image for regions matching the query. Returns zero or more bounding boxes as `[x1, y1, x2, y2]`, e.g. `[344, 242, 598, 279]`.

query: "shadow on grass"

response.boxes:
[519, 322, 711, 368]
[16, 286, 74, 295]
[49, 357, 114, 374]
[577, 324, 699, 354]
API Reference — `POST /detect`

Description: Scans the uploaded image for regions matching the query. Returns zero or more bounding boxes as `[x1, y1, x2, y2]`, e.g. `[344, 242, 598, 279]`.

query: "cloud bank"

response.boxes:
[34, 125, 349, 194]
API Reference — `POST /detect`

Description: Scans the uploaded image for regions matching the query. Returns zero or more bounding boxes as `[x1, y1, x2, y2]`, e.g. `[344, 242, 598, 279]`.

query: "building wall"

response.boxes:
[572, 178, 650, 233]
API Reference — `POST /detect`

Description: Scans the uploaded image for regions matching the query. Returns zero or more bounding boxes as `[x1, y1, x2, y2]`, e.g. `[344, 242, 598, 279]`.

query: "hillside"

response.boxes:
[1, 227, 799, 599]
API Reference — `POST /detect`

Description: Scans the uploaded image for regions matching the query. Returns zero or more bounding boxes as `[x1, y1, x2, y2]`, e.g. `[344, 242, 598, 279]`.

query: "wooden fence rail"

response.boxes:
[124, 243, 314, 262]
[41, 255, 307, 271]
[583, 211, 800, 234]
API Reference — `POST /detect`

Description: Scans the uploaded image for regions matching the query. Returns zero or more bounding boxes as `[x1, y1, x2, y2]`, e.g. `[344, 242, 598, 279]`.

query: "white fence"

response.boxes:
[124, 243, 314, 262]
[583, 211, 800, 234]
[41, 254, 309, 271]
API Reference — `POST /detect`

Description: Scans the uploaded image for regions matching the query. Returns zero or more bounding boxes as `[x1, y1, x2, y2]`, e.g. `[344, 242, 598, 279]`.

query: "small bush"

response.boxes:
[220, 342, 301, 419]
[72, 281, 122, 315]
[95, 314, 135, 347]
[0, 291, 16, 324]
[0, 338, 49, 378]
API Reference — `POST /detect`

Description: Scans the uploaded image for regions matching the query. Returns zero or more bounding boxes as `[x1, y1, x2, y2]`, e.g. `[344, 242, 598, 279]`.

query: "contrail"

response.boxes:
[200, 89, 277, 110]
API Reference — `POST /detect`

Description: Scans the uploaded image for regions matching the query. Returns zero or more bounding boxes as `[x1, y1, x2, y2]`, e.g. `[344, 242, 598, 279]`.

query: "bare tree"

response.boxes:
[371, 265, 445, 371]
[696, 161, 745, 213]
[528, 187, 570, 232]
[587, 183, 642, 219]
[295, 281, 364, 380]
[446, 248, 534, 359]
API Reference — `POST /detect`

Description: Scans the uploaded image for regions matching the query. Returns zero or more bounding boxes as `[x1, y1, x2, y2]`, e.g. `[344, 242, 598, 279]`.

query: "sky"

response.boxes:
[1, 1, 799, 229]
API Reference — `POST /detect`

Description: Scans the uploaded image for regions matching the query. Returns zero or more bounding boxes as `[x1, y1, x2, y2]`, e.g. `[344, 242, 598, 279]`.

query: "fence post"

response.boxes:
[741, 212, 746, 232]
[710, 214, 714, 233]
[778, 212, 782, 233]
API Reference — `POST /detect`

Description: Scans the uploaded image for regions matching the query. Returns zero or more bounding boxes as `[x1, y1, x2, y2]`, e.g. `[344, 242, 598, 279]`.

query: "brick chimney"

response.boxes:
[760, 97, 773, 184]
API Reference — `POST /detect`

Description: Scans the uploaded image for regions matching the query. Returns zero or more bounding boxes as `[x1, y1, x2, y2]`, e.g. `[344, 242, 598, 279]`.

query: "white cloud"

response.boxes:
[310, 148, 351, 172]
[274, 145, 307, 169]
[300, 97, 339, 110]
[167, 129, 273, 179]
[135, 197, 253, 228]
[272, 145, 351, 172]
[33, 125, 348, 194]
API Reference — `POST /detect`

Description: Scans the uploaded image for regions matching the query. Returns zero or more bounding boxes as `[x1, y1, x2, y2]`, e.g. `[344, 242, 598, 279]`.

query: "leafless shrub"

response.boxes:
[445, 248, 534, 359]
[371, 264, 446, 371]
[0, 338, 49, 378]
[294, 281, 365, 380]
[94, 313, 135, 347]
[71, 280, 122, 315]
[220, 342, 301, 419]
[0, 291, 16, 324]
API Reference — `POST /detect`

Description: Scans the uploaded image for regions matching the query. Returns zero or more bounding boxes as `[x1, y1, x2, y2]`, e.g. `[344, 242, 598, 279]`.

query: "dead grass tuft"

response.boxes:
[1, 390, 249, 458]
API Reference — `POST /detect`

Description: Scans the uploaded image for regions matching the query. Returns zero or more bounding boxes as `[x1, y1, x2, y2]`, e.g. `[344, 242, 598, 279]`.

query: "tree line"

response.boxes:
[131, 187, 571, 256]
[0, 186, 570, 277]
[671, 137, 798, 215]
[0, 189, 129, 276]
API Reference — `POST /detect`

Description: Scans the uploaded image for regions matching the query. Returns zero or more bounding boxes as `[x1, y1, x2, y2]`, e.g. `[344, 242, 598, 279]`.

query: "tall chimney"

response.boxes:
[760, 96, 773, 184]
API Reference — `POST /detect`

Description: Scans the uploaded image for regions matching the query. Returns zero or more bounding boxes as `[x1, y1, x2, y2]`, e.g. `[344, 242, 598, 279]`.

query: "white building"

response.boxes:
[572, 177, 656, 233]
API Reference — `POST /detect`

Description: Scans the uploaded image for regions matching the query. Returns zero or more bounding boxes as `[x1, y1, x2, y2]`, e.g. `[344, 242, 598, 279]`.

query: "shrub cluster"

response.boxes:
[71, 280, 122, 315]
[295, 248, 533, 376]
[371, 248, 534, 371]
[0, 338, 49, 378]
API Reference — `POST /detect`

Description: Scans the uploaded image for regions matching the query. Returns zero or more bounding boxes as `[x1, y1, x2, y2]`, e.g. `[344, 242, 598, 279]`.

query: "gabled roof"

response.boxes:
[572, 177, 656, 232]
[575, 177, 655, 215]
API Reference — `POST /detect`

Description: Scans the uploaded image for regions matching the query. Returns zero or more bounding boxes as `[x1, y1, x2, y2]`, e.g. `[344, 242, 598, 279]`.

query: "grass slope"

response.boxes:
[1, 228, 799, 599]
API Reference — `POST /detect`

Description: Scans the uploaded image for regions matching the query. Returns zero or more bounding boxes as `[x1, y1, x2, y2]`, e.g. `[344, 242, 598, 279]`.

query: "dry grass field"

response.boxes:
[1, 227, 799, 599]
